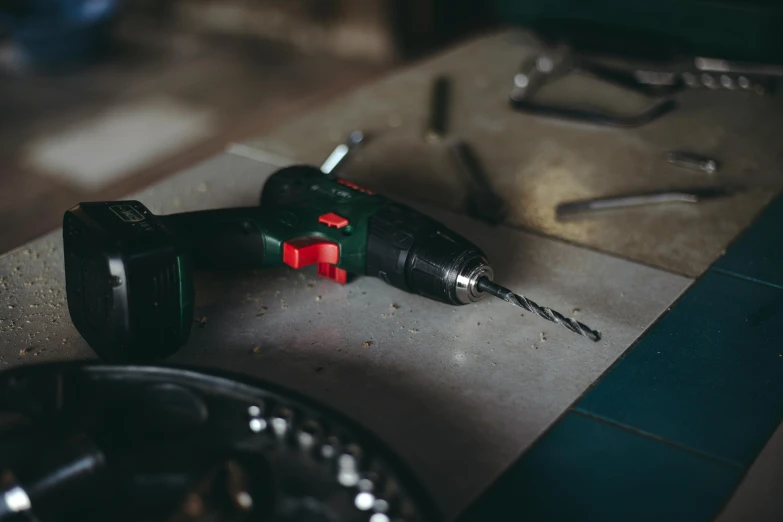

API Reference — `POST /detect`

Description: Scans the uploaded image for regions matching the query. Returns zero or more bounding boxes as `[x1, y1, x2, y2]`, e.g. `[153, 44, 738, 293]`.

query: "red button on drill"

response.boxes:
[283, 238, 339, 268]
[318, 264, 347, 284]
[282, 237, 347, 284]
[337, 179, 374, 195]
[318, 212, 349, 229]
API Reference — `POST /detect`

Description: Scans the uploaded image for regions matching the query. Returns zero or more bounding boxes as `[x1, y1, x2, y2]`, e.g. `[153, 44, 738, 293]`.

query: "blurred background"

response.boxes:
[0, 0, 495, 253]
[1, 0, 782, 253]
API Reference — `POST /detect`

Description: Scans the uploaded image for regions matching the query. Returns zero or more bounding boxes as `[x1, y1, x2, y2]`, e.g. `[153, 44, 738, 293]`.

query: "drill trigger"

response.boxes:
[282, 237, 347, 284]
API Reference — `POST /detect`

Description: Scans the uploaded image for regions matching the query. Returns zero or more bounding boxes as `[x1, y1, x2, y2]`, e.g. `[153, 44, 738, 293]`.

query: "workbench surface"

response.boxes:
[244, 32, 783, 279]
[2, 30, 783, 522]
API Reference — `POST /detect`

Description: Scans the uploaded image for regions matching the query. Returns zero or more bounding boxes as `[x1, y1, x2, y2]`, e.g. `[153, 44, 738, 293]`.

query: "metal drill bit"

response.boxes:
[477, 278, 601, 342]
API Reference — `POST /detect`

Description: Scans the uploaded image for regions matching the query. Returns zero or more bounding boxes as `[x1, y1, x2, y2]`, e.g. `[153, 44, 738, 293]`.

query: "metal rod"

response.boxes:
[556, 188, 733, 220]
[321, 130, 365, 177]
[665, 151, 718, 174]
[424, 76, 451, 143]
[449, 141, 506, 225]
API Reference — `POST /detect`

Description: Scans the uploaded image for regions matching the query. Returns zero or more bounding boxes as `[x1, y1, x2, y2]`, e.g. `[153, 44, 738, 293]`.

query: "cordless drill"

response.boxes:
[64, 165, 599, 361]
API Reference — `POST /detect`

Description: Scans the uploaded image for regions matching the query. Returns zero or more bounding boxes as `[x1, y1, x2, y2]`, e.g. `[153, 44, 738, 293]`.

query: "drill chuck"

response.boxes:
[455, 260, 494, 304]
[366, 203, 491, 306]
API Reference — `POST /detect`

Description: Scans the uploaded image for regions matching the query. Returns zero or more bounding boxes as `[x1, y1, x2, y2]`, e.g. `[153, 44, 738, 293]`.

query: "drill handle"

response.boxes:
[159, 208, 268, 270]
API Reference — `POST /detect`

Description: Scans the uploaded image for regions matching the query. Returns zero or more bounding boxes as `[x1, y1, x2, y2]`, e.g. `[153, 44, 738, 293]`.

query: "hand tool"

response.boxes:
[509, 45, 678, 127]
[556, 187, 734, 220]
[63, 165, 599, 361]
[510, 42, 780, 126]
[688, 57, 782, 93]
[635, 56, 780, 94]
[664, 151, 719, 174]
[0, 363, 442, 522]
[449, 141, 507, 225]
[320, 130, 366, 177]
[693, 57, 783, 77]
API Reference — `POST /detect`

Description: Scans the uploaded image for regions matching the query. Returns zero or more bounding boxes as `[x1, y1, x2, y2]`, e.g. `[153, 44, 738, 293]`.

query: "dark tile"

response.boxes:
[578, 270, 783, 467]
[459, 412, 741, 522]
[714, 196, 783, 289]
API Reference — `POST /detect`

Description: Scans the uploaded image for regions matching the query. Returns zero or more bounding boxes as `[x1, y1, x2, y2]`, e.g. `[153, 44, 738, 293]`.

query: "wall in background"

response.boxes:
[128, 0, 398, 63]
[126, 0, 496, 63]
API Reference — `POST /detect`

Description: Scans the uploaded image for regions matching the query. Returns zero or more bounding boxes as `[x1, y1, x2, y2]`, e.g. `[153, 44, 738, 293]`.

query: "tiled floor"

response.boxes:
[459, 194, 783, 521]
[714, 197, 783, 290]
[459, 411, 742, 522]
[717, 420, 783, 522]
[576, 270, 783, 468]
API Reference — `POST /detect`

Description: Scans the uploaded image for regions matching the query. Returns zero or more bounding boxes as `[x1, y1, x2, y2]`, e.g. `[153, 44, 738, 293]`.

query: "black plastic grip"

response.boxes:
[366, 203, 487, 305]
[160, 208, 267, 270]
